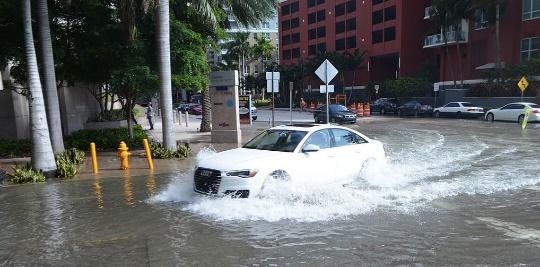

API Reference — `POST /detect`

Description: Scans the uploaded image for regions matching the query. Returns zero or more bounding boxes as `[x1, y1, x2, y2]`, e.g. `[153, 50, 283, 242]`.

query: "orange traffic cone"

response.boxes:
[363, 103, 370, 117]
[310, 102, 315, 113]
[356, 103, 364, 117]
[349, 103, 356, 114]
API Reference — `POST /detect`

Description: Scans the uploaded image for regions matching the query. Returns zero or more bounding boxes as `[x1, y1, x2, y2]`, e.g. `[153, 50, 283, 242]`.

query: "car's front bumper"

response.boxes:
[194, 170, 264, 198]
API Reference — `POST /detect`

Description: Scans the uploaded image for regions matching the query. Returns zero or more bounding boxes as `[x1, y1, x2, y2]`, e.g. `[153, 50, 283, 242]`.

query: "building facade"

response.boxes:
[278, 0, 540, 89]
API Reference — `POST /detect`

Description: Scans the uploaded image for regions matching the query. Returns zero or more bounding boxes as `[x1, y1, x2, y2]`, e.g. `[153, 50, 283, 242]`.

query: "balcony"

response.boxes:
[423, 31, 468, 48]
[424, 6, 435, 19]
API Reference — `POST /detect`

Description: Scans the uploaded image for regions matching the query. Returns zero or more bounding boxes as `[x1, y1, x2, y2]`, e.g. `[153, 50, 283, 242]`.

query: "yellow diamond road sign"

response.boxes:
[518, 76, 529, 92]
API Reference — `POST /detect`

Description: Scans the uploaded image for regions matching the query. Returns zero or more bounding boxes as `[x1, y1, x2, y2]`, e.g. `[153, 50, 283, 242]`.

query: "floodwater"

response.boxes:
[1, 118, 540, 265]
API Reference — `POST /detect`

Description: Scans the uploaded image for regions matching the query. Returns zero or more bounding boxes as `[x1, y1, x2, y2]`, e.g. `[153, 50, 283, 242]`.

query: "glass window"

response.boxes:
[373, 0, 383, 5]
[317, 26, 326, 38]
[385, 6, 396, 21]
[303, 130, 332, 150]
[283, 35, 291, 45]
[291, 17, 300, 28]
[331, 129, 367, 147]
[308, 28, 317, 40]
[317, 43, 326, 53]
[522, 0, 540, 20]
[283, 50, 291, 60]
[282, 20, 290, 31]
[244, 130, 308, 152]
[292, 48, 301, 58]
[373, 10, 384, 24]
[282, 5, 290, 15]
[346, 18, 356, 31]
[308, 44, 317, 55]
[291, 32, 300, 43]
[384, 27, 396, 41]
[308, 12, 316, 24]
[317, 0, 325, 4]
[291, 2, 300, 13]
[263, 22, 270, 29]
[502, 104, 525, 110]
[308, 0, 316, 8]
[336, 38, 346, 51]
[346, 37, 356, 49]
[520, 37, 539, 61]
[317, 10, 326, 22]
[446, 103, 460, 107]
[461, 103, 474, 107]
[372, 30, 383, 44]
[336, 21, 346, 34]
[474, 9, 489, 29]
[347, 0, 356, 13]
[335, 3, 346, 17]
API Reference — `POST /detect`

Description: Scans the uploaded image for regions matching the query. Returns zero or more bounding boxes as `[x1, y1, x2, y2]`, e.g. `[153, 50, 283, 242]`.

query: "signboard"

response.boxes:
[522, 107, 533, 129]
[238, 95, 252, 125]
[374, 84, 380, 94]
[320, 85, 335, 93]
[518, 76, 529, 92]
[266, 72, 280, 93]
[315, 59, 338, 84]
[210, 71, 239, 87]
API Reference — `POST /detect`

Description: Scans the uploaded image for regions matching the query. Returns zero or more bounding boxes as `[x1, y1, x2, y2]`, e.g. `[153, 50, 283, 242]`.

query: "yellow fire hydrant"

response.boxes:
[117, 141, 131, 170]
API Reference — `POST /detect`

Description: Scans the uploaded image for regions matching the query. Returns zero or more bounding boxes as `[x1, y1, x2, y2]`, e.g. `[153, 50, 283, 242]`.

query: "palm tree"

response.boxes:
[191, 0, 278, 132]
[156, 0, 175, 149]
[37, 0, 64, 154]
[476, 0, 508, 83]
[22, 0, 57, 176]
[225, 32, 253, 86]
[450, 0, 472, 87]
[253, 36, 274, 98]
[430, 0, 458, 87]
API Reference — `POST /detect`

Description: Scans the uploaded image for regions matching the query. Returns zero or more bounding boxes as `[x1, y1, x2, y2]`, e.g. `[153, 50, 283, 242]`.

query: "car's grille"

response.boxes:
[194, 168, 222, 194]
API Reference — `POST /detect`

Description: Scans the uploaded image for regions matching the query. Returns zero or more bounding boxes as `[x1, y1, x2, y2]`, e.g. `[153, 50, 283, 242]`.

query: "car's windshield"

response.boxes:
[330, 105, 349, 112]
[529, 104, 540, 108]
[461, 102, 474, 107]
[243, 130, 308, 152]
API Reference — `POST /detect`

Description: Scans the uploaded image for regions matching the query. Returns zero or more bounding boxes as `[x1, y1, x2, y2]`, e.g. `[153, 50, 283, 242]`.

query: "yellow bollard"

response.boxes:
[143, 139, 154, 170]
[117, 141, 131, 170]
[90, 142, 99, 174]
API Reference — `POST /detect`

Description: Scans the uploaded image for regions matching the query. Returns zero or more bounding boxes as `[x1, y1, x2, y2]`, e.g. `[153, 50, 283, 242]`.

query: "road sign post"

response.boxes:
[518, 76, 529, 102]
[289, 81, 293, 125]
[315, 59, 339, 124]
[266, 72, 280, 127]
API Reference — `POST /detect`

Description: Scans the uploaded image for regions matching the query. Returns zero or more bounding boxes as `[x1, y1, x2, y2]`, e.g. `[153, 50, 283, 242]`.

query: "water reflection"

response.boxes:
[43, 183, 67, 261]
[93, 178, 104, 209]
[122, 171, 136, 207]
[146, 173, 157, 195]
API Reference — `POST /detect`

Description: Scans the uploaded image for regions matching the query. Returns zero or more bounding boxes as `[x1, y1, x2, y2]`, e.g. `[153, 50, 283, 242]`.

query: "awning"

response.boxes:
[475, 62, 506, 70]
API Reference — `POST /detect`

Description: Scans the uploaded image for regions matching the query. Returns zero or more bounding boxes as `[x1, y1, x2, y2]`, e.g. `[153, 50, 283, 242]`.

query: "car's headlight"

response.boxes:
[337, 114, 344, 118]
[225, 169, 259, 178]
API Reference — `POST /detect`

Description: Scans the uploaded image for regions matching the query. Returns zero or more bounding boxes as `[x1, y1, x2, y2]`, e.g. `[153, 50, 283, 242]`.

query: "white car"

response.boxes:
[485, 102, 540, 123]
[433, 102, 484, 119]
[239, 104, 257, 121]
[194, 124, 385, 198]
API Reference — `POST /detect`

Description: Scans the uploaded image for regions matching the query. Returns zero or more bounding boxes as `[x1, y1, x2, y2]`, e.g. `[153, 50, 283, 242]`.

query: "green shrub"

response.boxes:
[150, 141, 191, 159]
[0, 139, 31, 158]
[55, 148, 86, 178]
[9, 165, 46, 184]
[382, 77, 433, 97]
[65, 125, 147, 151]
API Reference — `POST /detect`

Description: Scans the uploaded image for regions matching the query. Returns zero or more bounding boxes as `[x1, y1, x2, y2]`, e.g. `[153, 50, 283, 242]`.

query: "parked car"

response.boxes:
[485, 102, 540, 124]
[371, 98, 399, 115]
[177, 103, 196, 112]
[239, 103, 257, 121]
[397, 101, 433, 117]
[193, 124, 386, 198]
[187, 104, 203, 115]
[433, 102, 484, 119]
[313, 104, 357, 124]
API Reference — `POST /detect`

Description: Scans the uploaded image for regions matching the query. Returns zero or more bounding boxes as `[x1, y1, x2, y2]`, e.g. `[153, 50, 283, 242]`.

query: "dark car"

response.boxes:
[371, 98, 399, 115]
[397, 101, 433, 117]
[187, 104, 203, 115]
[177, 103, 197, 112]
[314, 104, 357, 124]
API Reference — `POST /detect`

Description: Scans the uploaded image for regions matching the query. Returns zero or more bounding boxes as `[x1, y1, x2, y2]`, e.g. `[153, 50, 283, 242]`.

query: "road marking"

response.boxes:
[477, 217, 540, 246]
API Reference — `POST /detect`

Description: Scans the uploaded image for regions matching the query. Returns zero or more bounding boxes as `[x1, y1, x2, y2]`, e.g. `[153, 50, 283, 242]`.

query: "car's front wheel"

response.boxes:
[486, 113, 495, 122]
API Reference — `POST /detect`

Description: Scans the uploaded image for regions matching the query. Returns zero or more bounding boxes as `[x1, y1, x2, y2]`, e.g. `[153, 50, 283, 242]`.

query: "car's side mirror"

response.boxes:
[302, 144, 320, 153]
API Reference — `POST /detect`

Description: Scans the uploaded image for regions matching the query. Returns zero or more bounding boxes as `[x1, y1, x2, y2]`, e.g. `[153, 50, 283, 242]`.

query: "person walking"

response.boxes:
[300, 97, 307, 112]
[146, 103, 154, 130]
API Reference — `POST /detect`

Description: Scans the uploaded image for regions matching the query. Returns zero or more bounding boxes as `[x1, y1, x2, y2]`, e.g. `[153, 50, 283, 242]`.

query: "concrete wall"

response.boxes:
[0, 89, 30, 140]
[58, 85, 100, 135]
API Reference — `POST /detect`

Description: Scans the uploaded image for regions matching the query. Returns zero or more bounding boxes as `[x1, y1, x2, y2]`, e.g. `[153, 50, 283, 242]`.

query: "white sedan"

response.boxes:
[485, 102, 540, 123]
[433, 102, 484, 119]
[194, 124, 385, 198]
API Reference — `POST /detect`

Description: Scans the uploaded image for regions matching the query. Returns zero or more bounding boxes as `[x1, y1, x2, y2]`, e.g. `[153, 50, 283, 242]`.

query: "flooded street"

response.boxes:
[1, 118, 540, 265]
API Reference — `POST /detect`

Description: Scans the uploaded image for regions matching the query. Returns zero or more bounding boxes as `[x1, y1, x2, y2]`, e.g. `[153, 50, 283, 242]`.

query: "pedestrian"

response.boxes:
[300, 97, 306, 112]
[146, 103, 154, 130]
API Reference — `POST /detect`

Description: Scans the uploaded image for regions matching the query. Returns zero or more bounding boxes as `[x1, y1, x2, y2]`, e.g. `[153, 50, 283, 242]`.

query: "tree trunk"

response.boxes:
[23, 0, 57, 176]
[495, 4, 502, 83]
[126, 100, 133, 139]
[455, 24, 464, 87]
[442, 29, 457, 88]
[157, 0, 175, 149]
[200, 87, 212, 132]
[37, 0, 64, 154]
